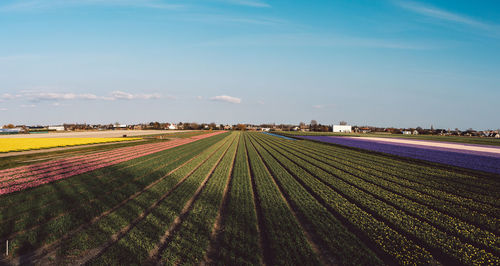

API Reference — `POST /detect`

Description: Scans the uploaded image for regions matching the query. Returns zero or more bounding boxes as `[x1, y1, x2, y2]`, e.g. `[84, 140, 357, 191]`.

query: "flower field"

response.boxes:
[0, 132, 498, 265]
[0, 138, 142, 153]
[298, 135, 500, 174]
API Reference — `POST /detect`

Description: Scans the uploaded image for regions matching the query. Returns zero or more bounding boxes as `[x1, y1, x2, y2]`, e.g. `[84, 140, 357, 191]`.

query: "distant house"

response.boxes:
[292, 126, 300, 131]
[48, 126, 65, 131]
[402, 131, 412, 135]
[113, 124, 127, 129]
[261, 128, 271, 132]
[333, 125, 352, 133]
[495, 133, 500, 139]
[168, 124, 177, 130]
[0, 128, 22, 134]
[223, 125, 232, 130]
[359, 127, 371, 134]
[413, 130, 419, 135]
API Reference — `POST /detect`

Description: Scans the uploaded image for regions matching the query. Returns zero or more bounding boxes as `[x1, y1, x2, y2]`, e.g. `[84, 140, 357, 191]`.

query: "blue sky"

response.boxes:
[1, 0, 499, 129]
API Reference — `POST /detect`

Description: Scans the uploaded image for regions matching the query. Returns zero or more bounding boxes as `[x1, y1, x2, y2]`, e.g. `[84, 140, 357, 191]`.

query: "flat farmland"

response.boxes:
[0, 130, 184, 139]
[0, 132, 498, 265]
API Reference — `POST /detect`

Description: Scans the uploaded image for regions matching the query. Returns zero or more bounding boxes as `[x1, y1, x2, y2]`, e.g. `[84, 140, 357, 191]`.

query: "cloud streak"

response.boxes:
[210, 95, 242, 104]
[394, 0, 499, 36]
[0, 91, 164, 102]
[0, 0, 185, 12]
[200, 33, 433, 50]
[223, 0, 270, 8]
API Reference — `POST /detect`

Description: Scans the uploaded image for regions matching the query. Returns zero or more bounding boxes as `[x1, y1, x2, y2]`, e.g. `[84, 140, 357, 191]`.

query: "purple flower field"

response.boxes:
[299, 136, 500, 174]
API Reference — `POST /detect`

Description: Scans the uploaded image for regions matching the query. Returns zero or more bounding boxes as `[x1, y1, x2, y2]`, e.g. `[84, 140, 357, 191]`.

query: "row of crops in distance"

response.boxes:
[1, 131, 498, 265]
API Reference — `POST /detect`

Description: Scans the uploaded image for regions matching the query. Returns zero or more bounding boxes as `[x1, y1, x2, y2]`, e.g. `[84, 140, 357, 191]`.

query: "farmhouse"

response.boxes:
[113, 124, 127, 129]
[48, 126, 65, 131]
[333, 125, 352, 133]
[495, 133, 500, 139]
[168, 123, 177, 130]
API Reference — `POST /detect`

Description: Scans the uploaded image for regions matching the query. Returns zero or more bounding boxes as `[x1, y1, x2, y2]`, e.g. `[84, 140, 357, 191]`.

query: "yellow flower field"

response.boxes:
[0, 138, 141, 153]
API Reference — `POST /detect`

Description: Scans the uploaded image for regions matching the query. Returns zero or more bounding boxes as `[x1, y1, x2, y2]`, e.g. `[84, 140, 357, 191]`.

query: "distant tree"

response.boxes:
[310, 120, 318, 131]
[3, 124, 14, 129]
[236, 124, 246, 131]
[339, 121, 347, 125]
[209, 122, 217, 130]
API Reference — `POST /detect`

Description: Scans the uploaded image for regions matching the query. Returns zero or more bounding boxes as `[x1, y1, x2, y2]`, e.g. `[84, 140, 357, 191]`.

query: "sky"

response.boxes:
[0, 0, 499, 130]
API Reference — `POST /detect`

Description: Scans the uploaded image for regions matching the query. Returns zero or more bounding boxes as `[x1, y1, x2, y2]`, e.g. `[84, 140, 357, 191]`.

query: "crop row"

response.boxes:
[254, 133, 500, 265]
[1, 132, 230, 259]
[299, 135, 500, 174]
[259, 135, 500, 254]
[247, 134, 384, 265]
[0, 132, 225, 195]
[297, 136, 500, 202]
[0, 137, 206, 220]
[0, 133, 226, 244]
[74, 132, 237, 265]
[247, 134, 438, 265]
[261, 136, 500, 237]
[290, 136, 500, 215]
[207, 133, 262, 265]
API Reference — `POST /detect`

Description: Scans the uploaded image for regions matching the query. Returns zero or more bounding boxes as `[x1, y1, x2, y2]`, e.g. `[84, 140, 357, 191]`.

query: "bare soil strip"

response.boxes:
[146, 136, 237, 264]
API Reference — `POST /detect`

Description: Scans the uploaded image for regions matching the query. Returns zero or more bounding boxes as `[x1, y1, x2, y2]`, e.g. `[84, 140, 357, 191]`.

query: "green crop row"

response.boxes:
[79, 133, 236, 265]
[158, 132, 240, 265]
[298, 137, 500, 203]
[281, 136, 500, 221]
[247, 134, 384, 265]
[249, 133, 437, 265]
[257, 134, 500, 254]
[0, 137, 220, 237]
[209, 133, 262, 265]
[244, 134, 320, 265]
[2, 133, 229, 259]
[254, 133, 500, 265]
[287, 138, 500, 234]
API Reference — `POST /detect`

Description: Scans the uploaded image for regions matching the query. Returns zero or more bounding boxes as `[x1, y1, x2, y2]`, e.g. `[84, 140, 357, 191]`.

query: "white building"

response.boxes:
[168, 124, 177, 130]
[333, 125, 352, 133]
[48, 126, 65, 131]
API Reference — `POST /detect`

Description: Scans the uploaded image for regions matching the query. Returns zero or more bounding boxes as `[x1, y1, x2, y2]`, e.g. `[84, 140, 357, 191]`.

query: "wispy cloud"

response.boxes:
[20, 104, 36, 108]
[0, 0, 185, 12]
[394, 0, 499, 36]
[181, 14, 284, 26]
[0, 108, 7, 111]
[210, 95, 242, 104]
[0, 91, 165, 102]
[223, 0, 270, 8]
[312, 104, 325, 109]
[200, 33, 433, 50]
[110, 91, 162, 100]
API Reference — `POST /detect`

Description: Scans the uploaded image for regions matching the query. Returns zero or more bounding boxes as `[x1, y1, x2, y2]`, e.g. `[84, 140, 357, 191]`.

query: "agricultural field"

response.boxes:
[0, 131, 499, 265]
[297, 135, 500, 174]
[0, 138, 141, 153]
[278, 131, 500, 146]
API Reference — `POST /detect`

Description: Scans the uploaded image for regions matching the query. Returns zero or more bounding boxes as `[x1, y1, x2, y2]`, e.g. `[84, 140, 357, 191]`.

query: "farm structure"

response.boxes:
[332, 125, 352, 133]
[0, 131, 498, 265]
